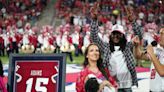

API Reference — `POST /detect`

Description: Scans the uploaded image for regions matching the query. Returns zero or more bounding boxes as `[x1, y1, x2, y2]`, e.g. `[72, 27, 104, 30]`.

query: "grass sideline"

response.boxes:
[0, 53, 85, 65]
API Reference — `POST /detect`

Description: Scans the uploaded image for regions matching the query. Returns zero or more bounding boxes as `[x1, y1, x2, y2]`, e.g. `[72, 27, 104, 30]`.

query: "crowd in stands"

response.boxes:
[0, 0, 48, 30]
[53, 0, 163, 58]
[55, 0, 163, 26]
[0, 0, 163, 62]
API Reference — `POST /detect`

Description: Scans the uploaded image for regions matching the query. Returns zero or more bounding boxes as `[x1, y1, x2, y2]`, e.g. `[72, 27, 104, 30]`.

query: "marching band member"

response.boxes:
[125, 21, 132, 41]
[6, 32, 13, 56]
[48, 32, 56, 53]
[22, 23, 31, 46]
[24, 23, 32, 34]
[71, 25, 80, 56]
[11, 26, 20, 53]
[55, 25, 63, 53]
[28, 32, 37, 53]
[60, 30, 75, 62]
[105, 21, 113, 36]
[98, 26, 109, 43]
[43, 32, 49, 48]
[82, 31, 90, 54]
[61, 31, 70, 52]
[21, 32, 35, 53]
[21, 24, 35, 53]
[0, 31, 5, 56]
[1, 31, 9, 56]
[38, 31, 44, 48]
[41, 25, 55, 53]
[22, 31, 29, 46]
[82, 24, 91, 54]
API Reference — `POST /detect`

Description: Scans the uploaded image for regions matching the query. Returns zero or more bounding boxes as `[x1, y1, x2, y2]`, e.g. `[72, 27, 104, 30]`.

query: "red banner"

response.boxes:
[15, 61, 59, 92]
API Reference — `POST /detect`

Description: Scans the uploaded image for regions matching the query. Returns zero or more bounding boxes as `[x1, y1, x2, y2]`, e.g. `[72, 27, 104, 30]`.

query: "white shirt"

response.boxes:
[138, 12, 144, 19]
[23, 34, 29, 45]
[71, 32, 79, 45]
[83, 34, 90, 47]
[98, 33, 109, 43]
[74, 16, 82, 26]
[109, 46, 132, 88]
[61, 34, 69, 46]
[150, 44, 164, 91]
[56, 35, 61, 46]
[11, 34, 16, 42]
[43, 36, 49, 47]
[2, 34, 8, 47]
[38, 34, 43, 44]
[143, 29, 155, 45]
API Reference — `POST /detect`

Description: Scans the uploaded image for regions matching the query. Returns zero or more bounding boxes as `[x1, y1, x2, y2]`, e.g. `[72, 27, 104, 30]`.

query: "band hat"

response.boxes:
[112, 24, 125, 34]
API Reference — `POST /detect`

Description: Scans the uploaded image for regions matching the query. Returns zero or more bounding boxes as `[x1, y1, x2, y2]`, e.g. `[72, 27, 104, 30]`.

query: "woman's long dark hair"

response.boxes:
[0, 59, 4, 77]
[109, 34, 127, 52]
[83, 43, 109, 80]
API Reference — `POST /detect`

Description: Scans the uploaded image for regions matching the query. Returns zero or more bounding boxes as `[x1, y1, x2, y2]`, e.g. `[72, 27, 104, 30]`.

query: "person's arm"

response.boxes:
[135, 46, 150, 60]
[98, 80, 117, 92]
[132, 36, 150, 60]
[98, 80, 113, 91]
[147, 45, 164, 77]
[125, 6, 143, 40]
[90, 3, 107, 54]
[125, 6, 143, 59]
[0, 77, 7, 92]
[76, 70, 86, 92]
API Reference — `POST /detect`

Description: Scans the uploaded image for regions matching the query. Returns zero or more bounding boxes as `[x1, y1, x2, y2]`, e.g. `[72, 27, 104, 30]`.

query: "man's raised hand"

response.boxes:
[90, 2, 100, 19]
[125, 6, 136, 22]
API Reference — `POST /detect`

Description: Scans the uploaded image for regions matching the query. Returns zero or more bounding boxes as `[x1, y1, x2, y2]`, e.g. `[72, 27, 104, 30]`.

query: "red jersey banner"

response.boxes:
[8, 54, 66, 92]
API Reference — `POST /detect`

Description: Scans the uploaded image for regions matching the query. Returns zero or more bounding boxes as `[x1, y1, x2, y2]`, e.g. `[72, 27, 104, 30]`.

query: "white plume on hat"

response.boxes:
[112, 24, 125, 34]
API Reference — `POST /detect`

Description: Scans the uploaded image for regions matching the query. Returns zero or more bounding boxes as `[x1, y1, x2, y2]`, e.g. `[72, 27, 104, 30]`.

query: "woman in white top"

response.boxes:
[137, 28, 164, 92]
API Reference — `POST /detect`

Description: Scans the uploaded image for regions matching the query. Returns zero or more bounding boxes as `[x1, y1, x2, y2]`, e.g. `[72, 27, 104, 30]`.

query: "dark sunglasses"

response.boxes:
[111, 31, 123, 38]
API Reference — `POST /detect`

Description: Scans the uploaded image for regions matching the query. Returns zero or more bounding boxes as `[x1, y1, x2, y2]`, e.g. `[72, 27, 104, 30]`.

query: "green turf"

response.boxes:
[66, 54, 84, 65]
[0, 55, 9, 64]
[1, 53, 150, 68]
[0, 53, 85, 65]
[140, 60, 151, 68]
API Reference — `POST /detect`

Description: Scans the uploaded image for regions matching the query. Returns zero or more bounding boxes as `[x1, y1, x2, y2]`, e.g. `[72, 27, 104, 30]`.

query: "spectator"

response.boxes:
[76, 43, 117, 92]
[0, 59, 7, 92]
[90, 4, 142, 92]
[137, 27, 164, 92]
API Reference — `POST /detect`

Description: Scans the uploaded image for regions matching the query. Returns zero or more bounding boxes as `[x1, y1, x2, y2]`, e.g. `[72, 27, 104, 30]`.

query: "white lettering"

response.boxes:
[30, 70, 42, 76]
